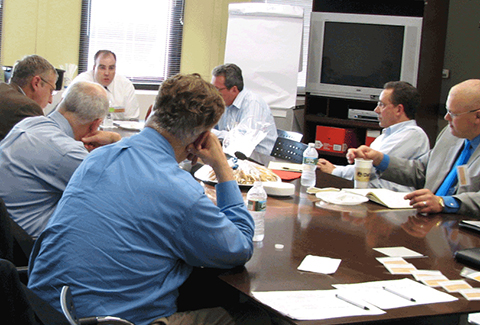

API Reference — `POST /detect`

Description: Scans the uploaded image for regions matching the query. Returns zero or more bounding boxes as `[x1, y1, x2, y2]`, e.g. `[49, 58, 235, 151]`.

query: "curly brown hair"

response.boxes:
[147, 73, 225, 142]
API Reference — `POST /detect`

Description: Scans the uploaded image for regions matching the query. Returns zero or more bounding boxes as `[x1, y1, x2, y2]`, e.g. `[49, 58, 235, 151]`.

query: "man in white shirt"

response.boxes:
[69, 50, 140, 120]
[317, 81, 430, 191]
[211, 64, 277, 161]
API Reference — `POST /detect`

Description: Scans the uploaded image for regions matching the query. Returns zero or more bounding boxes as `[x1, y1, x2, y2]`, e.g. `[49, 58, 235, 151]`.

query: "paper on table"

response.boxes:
[461, 289, 480, 301]
[252, 290, 385, 321]
[297, 255, 341, 274]
[439, 280, 472, 292]
[333, 278, 457, 310]
[373, 246, 424, 258]
[383, 263, 417, 275]
[267, 161, 303, 172]
[376, 257, 409, 265]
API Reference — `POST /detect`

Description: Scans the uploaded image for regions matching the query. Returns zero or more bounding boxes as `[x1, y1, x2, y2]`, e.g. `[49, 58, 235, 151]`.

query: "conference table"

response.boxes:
[210, 169, 480, 325]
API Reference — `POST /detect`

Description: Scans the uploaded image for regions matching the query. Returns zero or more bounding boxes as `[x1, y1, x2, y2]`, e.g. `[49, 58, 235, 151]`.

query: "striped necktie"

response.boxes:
[435, 139, 473, 196]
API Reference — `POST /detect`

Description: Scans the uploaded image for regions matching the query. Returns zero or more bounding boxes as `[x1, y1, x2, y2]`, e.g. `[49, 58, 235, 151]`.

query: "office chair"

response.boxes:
[276, 129, 303, 142]
[0, 198, 35, 269]
[270, 137, 308, 164]
[60, 286, 134, 325]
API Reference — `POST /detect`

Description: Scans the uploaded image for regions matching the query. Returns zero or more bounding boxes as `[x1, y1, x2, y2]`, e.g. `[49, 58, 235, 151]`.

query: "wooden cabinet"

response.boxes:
[304, 0, 450, 165]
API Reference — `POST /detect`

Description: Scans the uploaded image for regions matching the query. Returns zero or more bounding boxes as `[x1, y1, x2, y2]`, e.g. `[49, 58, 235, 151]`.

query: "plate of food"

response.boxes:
[194, 160, 281, 187]
[113, 121, 145, 131]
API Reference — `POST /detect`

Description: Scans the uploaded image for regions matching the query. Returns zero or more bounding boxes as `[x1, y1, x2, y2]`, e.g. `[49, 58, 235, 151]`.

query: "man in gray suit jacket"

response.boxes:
[0, 55, 57, 141]
[346, 79, 480, 217]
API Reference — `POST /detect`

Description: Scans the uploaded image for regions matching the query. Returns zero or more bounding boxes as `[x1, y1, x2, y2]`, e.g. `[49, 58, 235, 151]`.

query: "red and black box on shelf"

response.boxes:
[315, 125, 358, 153]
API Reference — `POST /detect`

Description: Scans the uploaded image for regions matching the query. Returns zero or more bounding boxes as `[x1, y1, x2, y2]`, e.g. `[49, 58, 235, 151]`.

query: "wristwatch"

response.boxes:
[437, 196, 445, 210]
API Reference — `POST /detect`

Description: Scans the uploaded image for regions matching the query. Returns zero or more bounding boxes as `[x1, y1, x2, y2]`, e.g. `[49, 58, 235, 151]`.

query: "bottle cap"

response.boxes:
[109, 107, 115, 113]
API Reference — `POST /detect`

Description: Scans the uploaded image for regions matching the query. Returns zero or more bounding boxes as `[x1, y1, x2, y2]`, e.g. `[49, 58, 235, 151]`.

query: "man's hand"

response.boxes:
[404, 189, 443, 214]
[346, 145, 384, 166]
[187, 132, 233, 183]
[317, 158, 335, 174]
[82, 131, 121, 152]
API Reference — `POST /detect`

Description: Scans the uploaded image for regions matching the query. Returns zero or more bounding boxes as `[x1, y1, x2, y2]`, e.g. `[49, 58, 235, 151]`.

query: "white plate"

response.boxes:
[316, 191, 368, 206]
[194, 164, 281, 188]
[113, 121, 145, 131]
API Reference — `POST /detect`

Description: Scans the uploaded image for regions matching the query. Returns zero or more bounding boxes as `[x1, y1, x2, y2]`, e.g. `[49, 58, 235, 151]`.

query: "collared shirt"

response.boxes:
[212, 88, 277, 158]
[0, 111, 88, 236]
[28, 127, 254, 325]
[377, 133, 480, 213]
[70, 71, 140, 120]
[332, 120, 430, 191]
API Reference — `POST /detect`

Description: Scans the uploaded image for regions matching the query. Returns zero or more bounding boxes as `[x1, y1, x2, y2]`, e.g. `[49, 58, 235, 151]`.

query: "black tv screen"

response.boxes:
[321, 22, 404, 89]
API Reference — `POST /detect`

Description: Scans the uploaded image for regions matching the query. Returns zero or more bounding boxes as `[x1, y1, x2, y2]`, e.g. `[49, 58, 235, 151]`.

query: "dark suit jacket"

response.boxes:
[0, 82, 44, 141]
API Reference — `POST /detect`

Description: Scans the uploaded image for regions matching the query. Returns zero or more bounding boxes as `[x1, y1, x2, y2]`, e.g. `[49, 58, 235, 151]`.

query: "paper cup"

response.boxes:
[354, 158, 373, 189]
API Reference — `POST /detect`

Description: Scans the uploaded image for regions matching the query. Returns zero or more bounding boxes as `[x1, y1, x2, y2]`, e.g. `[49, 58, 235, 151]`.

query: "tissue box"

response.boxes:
[365, 129, 381, 147]
[315, 126, 358, 153]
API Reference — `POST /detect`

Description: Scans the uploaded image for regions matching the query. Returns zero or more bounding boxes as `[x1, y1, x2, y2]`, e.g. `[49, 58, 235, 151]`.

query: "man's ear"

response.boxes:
[395, 103, 405, 116]
[89, 118, 103, 133]
[30, 75, 42, 91]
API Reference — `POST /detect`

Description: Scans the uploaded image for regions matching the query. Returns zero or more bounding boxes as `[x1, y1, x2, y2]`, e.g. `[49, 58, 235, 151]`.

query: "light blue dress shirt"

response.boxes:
[28, 127, 254, 325]
[332, 120, 430, 191]
[0, 111, 87, 236]
[212, 88, 277, 158]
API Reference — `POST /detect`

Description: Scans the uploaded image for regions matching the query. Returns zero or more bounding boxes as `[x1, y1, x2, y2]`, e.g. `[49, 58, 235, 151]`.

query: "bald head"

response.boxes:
[445, 79, 480, 140]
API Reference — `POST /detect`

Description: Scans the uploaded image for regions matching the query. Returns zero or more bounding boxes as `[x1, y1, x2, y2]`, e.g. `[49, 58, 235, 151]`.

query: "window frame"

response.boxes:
[79, 0, 185, 90]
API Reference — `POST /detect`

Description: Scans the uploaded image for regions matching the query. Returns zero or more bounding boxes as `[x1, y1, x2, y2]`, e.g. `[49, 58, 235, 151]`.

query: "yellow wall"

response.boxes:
[1, 0, 249, 79]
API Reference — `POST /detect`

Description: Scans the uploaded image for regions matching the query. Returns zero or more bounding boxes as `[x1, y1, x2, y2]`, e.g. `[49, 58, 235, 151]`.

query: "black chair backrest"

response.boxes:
[270, 137, 308, 164]
[0, 198, 35, 267]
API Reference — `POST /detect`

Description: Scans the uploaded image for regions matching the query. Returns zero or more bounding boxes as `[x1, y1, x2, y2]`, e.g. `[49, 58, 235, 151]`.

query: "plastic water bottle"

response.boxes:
[301, 143, 318, 187]
[103, 107, 114, 128]
[247, 181, 267, 242]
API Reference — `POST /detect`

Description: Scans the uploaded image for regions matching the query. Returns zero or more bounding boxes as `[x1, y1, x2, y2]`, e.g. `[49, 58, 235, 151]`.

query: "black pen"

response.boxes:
[382, 286, 416, 302]
[335, 293, 370, 310]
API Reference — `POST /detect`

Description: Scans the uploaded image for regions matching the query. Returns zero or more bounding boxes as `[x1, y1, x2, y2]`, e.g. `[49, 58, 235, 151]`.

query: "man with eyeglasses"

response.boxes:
[0, 81, 121, 236]
[211, 63, 277, 162]
[0, 54, 58, 141]
[347, 79, 480, 217]
[318, 81, 430, 191]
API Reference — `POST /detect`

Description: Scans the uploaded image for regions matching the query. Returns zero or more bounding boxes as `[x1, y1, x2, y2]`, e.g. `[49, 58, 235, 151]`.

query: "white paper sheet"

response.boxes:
[297, 255, 341, 274]
[333, 278, 457, 310]
[252, 290, 385, 320]
[373, 246, 424, 258]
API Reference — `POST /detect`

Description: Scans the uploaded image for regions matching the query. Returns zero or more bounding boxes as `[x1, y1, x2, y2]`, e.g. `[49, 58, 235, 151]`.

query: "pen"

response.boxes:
[281, 167, 302, 172]
[382, 286, 416, 302]
[335, 293, 370, 310]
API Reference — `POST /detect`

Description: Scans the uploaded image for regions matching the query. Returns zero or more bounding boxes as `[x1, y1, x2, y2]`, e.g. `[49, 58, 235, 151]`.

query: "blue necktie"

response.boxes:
[436, 140, 472, 196]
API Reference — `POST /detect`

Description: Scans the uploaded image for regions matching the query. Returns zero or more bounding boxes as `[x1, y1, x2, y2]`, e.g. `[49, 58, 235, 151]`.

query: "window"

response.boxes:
[252, 0, 312, 91]
[79, 0, 184, 89]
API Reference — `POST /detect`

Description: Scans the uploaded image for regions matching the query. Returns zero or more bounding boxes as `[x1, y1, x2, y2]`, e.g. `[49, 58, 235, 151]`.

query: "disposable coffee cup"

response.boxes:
[354, 158, 373, 189]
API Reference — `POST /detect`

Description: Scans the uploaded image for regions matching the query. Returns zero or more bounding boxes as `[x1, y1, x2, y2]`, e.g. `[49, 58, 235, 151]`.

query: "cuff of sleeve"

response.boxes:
[442, 196, 460, 213]
[376, 154, 390, 172]
[215, 180, 244, 208]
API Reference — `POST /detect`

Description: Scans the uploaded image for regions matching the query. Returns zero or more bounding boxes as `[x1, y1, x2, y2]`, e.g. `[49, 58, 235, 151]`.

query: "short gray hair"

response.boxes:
[59, 81, 109, 124]
[10, 55, 58, 88]
[212, 63, 244, 91]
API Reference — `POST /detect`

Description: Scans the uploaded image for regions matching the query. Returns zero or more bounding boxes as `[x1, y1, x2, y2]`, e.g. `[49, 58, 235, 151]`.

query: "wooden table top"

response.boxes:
[217, 170, 480, 324]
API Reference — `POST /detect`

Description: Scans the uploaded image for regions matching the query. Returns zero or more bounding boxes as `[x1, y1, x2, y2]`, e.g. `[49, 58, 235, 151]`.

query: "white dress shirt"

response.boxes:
[332, 120, 430, 192]
[70, 71, 140, 120]
[212, 88, 277, 159]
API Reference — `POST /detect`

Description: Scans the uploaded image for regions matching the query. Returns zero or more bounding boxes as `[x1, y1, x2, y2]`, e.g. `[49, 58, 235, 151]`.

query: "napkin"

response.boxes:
[271, 169, 301, 181]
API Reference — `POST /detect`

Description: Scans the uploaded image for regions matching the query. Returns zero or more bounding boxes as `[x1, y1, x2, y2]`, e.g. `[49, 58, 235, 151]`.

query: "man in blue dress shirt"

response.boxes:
[0, 81, 121, 236]
[28, 74, 263, 324]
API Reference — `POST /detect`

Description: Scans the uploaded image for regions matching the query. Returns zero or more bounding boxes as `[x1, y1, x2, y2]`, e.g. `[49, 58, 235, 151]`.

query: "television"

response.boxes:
[306, 12, 423, 102]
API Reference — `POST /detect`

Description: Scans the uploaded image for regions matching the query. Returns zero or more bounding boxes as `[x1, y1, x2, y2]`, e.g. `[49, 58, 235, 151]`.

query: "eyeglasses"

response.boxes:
[40, 77, 56, 94]
[215, 87, 227, 92]
[376, 101, 391, 109]
[446, 107, 480, 118]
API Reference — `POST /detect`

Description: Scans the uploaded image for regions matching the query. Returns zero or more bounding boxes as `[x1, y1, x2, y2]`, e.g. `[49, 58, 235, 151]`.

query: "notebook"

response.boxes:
[342, 189, 413, 209]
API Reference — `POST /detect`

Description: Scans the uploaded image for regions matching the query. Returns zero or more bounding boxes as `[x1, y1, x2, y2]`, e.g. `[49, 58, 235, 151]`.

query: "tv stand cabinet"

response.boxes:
[305, 0, 449, 165]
